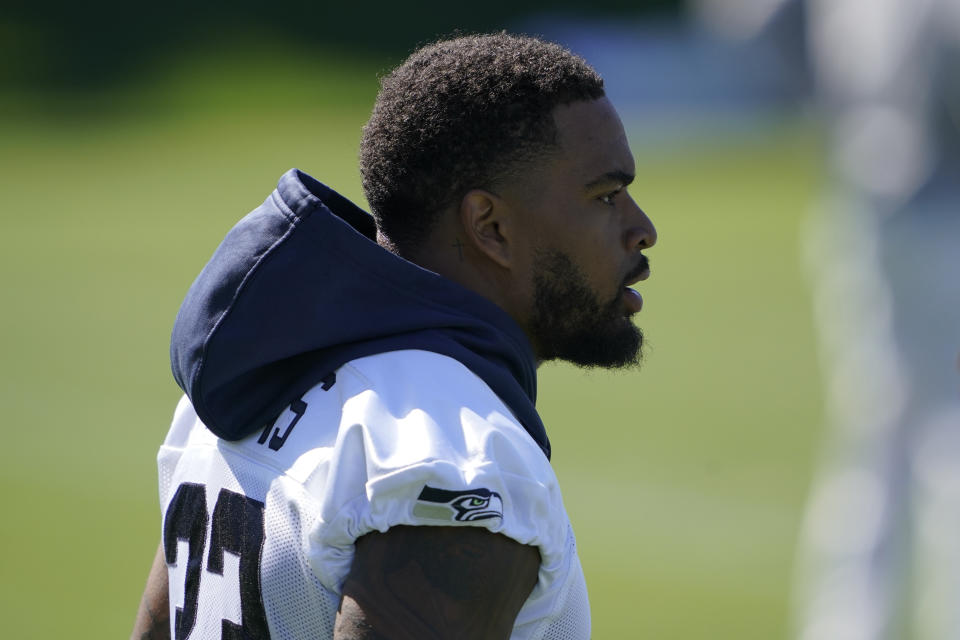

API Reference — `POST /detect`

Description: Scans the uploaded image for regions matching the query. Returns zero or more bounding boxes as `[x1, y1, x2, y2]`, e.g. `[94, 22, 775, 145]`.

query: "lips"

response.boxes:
[622, 254, 650, 288]
[622, 287, 644, 313]
[621, 255, 650, 315]
[624, 269, 650, 288]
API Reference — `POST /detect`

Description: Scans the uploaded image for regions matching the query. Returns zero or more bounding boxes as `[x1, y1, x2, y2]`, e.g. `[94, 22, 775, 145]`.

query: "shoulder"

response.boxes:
[307, 352, 568, 593]
[335, 350, 551, 482]
[160, 394, 212, 451]
[343, 349, 513, 414]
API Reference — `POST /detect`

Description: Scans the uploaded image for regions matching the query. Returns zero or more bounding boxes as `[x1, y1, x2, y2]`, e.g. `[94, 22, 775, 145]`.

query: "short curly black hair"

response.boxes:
[360, 33, 605, 254]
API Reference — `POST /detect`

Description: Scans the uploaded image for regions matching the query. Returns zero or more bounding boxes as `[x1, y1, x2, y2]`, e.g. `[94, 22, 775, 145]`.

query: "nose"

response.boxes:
[624, 196, 657, 250]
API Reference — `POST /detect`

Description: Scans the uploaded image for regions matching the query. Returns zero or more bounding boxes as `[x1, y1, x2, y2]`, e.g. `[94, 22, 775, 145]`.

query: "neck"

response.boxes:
[380, 231, 527, 339]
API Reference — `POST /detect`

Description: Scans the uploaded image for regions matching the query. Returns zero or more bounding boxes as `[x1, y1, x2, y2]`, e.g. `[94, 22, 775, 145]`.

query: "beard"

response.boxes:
[528, 248, 644, 369]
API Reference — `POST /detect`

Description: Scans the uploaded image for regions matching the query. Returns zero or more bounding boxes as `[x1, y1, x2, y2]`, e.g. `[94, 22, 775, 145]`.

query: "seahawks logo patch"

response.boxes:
[413, 486, 503, 522]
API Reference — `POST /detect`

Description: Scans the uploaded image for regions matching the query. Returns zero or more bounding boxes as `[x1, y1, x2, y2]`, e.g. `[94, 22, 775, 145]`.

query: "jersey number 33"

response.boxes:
[164, 482, 269, 640]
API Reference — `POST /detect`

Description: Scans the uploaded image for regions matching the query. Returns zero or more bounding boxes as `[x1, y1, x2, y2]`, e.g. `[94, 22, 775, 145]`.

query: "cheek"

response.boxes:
[583, 229, 627, 278]
[579, 254, 624, 303]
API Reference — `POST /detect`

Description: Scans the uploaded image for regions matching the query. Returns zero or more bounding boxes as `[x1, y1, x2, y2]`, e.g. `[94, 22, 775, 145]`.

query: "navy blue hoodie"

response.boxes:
[170, 169, 550, 459]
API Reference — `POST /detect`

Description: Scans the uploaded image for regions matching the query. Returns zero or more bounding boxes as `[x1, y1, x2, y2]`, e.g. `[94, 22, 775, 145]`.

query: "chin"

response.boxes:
[549, 322, 644, 370]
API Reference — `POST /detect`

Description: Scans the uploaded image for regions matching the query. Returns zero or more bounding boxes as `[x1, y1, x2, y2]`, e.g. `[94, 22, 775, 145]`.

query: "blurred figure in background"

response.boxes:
[693, 0, 960, 638]
[798, 1, 960, 638]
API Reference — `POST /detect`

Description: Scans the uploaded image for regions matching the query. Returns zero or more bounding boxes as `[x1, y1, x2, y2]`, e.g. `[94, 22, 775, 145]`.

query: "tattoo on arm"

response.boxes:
[407, 529, 500, 599]
[136, 603, 170, 640]
[131, 542, 171, 640]
[335, 526, 540, 640]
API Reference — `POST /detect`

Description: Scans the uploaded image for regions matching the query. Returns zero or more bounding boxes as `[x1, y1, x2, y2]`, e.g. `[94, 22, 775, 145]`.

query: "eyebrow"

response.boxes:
[583, 170, 635, 191]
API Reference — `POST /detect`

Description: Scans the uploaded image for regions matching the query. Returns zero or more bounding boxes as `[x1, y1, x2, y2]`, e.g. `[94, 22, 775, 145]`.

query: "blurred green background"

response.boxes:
[0, 7, 825, 637]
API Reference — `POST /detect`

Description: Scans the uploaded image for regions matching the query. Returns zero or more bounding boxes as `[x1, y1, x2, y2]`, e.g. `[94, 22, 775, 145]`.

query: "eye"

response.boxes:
[598, 187, 623, 206]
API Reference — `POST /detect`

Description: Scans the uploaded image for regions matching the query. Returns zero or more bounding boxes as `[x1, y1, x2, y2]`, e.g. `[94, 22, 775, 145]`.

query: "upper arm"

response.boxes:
[334, 525, 541, 640]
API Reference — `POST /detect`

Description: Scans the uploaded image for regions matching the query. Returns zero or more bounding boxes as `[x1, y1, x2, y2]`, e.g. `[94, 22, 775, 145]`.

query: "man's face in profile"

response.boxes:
[503, 97, 657, 368]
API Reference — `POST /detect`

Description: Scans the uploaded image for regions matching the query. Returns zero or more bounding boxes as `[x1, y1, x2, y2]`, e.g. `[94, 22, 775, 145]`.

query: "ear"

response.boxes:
[459, 189, 513, 269]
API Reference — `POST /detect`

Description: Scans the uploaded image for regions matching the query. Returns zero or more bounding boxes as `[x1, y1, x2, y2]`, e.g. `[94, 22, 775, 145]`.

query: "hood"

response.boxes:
[170, 169, 549, 458]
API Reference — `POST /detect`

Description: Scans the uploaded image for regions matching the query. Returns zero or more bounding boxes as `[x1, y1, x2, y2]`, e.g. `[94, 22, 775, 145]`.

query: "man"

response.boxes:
[133, 33, 656, 639]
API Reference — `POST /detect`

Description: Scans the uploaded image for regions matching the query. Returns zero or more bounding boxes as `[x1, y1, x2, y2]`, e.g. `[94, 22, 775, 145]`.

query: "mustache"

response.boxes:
[622, 254, 650, 286]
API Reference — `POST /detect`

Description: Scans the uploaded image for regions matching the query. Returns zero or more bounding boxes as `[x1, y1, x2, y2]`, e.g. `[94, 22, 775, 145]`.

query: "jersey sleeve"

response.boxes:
[304, 351, 572, 612]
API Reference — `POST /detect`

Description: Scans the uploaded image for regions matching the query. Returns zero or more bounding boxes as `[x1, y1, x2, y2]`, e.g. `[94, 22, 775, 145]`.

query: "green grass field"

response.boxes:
[0, 46, 824, 638]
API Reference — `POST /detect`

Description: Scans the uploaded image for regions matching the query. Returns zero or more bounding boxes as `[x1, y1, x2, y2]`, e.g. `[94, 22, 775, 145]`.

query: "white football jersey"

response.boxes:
[158, 350, 590, 639]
